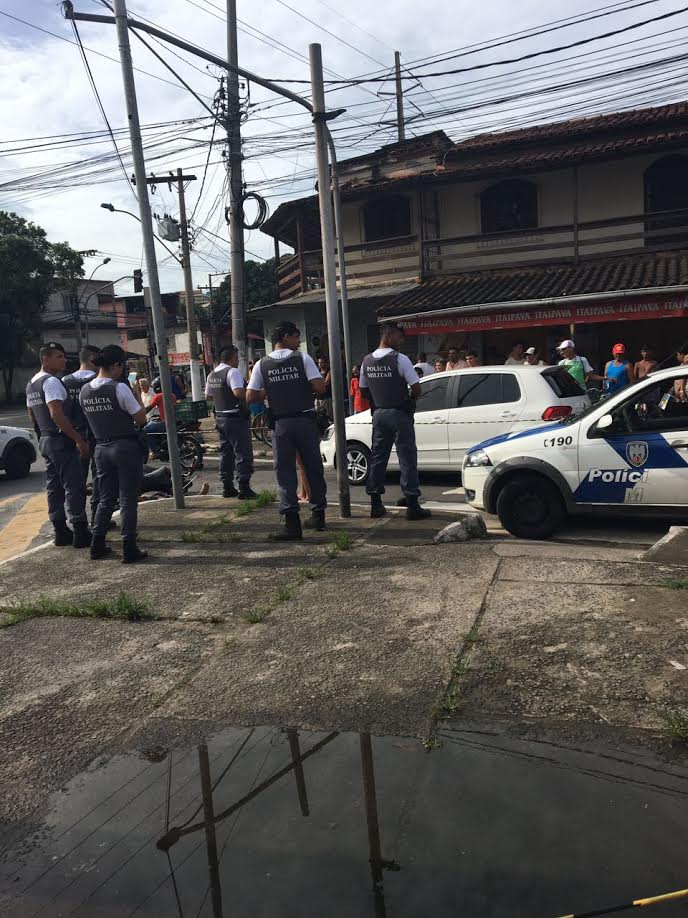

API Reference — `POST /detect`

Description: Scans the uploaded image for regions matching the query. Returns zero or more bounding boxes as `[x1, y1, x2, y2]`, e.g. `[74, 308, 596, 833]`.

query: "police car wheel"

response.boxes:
[3, 444, 32, 479]
[346, 444, 370, 486]
[496, 473, 565, 540]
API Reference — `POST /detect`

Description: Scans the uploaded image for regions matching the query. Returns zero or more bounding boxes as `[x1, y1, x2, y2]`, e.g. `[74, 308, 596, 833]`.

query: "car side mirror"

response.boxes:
[597, 414, 614, 431]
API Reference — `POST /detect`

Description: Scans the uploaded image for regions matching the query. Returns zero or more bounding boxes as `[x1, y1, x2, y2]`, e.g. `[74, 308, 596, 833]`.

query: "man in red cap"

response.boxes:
[604, 343, 633, 394]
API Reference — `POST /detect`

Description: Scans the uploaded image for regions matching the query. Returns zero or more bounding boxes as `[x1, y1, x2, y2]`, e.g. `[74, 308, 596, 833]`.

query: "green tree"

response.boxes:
[210, 257, 279, 318]
[0, 212, 85, 402]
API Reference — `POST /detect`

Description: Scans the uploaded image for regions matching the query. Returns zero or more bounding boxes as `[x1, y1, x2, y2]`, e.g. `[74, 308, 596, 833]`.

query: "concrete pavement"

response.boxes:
[2, 491, 688, 844]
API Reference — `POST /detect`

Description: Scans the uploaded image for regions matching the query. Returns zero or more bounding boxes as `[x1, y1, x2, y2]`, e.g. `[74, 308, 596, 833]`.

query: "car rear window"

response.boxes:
[457, 373, 521, 407]
[541, 367, 586, 398]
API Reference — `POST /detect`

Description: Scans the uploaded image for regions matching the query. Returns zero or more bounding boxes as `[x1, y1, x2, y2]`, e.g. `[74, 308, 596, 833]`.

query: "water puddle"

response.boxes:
[2, 726, 688, 917]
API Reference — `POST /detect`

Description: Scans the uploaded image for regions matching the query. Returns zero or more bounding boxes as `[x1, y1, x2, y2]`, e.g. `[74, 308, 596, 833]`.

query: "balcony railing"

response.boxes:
[275, 208, 688, 300]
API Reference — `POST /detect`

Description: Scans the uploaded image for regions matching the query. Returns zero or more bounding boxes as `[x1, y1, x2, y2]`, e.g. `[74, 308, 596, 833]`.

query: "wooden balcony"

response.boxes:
[275, 208, 688, 300]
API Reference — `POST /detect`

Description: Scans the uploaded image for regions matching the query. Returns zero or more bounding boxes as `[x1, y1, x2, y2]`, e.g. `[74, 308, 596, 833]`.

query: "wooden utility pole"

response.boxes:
[394, 51, 405, 142]
[144, 171, 203, 401]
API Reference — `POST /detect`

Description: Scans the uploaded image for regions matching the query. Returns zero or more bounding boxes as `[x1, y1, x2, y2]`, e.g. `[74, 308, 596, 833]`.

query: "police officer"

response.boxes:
[247, 322, 327, 539]
[63, 345, 101, 525]
[80, 344, 149, 563]
[206, 345, 256, 499]
[26, 342, 91, 548]
[360, 322, 431, 521]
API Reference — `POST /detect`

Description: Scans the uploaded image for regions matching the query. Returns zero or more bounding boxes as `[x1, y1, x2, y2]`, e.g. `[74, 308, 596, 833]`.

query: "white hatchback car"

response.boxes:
[463, 365, 688, 539]
[0, 425, 38, 479]
[321, 365, 590, 485]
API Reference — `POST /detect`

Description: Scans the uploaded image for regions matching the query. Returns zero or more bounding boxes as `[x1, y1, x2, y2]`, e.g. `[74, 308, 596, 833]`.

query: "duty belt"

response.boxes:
[96, 434, 140, 445]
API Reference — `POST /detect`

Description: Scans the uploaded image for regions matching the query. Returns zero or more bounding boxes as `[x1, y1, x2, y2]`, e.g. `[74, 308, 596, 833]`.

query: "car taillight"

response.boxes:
[542, 405, 572, 421]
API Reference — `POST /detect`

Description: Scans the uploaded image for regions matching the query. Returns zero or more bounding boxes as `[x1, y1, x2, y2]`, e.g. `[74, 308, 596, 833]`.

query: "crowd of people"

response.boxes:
[26, 326, 688, 560]
[343, 339, 665, 411]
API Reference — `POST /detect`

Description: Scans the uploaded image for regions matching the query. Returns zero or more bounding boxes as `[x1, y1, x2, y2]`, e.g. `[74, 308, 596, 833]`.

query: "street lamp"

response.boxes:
[80, 257, 111, 343]
[100, 203, 181, 263]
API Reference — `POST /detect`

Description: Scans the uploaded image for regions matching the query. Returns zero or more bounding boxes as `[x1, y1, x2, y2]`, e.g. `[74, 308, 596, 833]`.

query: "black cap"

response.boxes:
[39, 342, 66, 358]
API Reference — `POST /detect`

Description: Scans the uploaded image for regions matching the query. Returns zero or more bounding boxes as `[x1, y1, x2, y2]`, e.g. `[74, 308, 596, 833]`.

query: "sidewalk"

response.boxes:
[2, 494, 688, 837]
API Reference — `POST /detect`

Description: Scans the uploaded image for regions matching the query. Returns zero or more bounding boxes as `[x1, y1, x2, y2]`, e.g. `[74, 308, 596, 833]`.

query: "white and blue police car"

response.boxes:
[462, 365, 688, 539]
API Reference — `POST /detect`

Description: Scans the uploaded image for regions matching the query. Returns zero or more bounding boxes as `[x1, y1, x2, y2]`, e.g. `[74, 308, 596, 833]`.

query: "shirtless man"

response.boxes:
[634, 345, 658, 381]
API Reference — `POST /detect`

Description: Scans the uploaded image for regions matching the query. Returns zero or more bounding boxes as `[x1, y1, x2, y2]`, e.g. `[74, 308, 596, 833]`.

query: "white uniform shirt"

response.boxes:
[247, 349, 321, 391]
[71, 369, 96, 381]
[87, 376, 142, 416]
[29, 370, 67, 404]
[205, 362, 245, 398]
[359, 348, 419, 388]
[414, 361, 436, 378]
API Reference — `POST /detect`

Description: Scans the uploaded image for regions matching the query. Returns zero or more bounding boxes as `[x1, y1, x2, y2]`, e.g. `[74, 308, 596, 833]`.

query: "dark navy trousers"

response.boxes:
[93, 439, 143, 541]
[216, 414, 254, 486]
[39, 435, 88, 526]
[272, 416, 327, 515]
[366, 408, 421, 498]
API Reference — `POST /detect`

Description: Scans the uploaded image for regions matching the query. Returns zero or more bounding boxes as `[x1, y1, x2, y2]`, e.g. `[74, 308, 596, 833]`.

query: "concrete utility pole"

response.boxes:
[143, 171, 203, 401]
[112, 0, 185, 508]
[176, 169, 203, 400]
[310, 43, 351, 517]
[394, 51, 405, 143]
[226, 0, 247, 375]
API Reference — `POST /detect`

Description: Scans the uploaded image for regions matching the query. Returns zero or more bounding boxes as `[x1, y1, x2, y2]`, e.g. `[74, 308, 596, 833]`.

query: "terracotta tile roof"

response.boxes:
[448, 102, 688, 153]
[377, 251, 688, 318]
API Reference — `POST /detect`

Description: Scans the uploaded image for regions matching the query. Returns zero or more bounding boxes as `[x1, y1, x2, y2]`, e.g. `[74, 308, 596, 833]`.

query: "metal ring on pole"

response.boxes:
[241, 191, 268, 231]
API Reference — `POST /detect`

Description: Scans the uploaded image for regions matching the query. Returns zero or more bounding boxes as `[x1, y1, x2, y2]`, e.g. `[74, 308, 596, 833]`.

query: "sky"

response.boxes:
[1, 0, 687, 296]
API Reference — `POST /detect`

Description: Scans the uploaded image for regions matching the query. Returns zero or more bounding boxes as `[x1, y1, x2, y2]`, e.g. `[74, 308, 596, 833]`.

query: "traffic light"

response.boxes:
[133, 269, 143, 293]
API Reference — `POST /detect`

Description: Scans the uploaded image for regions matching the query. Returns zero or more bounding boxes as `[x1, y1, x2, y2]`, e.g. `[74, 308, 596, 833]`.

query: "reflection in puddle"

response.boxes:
[2, 727, 688, 917]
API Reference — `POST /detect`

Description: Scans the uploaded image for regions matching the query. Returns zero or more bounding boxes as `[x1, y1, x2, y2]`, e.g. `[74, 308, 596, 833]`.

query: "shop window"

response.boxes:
[644, 155, 688, 246]
[415, 376, 451, 413]
[362, 195, 411, 243]
[480, 179, 538, 235]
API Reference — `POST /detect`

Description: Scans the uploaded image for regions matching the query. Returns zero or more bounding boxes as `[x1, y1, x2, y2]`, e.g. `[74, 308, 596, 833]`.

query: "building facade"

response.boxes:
[257, 101, 688, 370]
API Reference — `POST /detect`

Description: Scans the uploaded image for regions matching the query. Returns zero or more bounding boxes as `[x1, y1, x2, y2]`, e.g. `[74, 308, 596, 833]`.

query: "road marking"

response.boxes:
[0, 492, 49, 562]
[0, 493, 29, 510]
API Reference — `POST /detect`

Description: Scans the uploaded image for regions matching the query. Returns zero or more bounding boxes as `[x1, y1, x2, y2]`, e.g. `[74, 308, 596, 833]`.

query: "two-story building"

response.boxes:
[256, 101, 688, 369]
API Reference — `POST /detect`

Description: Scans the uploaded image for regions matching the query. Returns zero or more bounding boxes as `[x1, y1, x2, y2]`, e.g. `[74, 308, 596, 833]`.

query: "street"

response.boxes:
[0, 398, 671, 561]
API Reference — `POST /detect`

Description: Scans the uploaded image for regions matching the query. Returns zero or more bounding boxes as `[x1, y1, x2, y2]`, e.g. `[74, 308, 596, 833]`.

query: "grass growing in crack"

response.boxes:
[276, 587, 293, 602]
[331, 532, 353, 551]
[298, 566, 321, 580]
[465, 625, 481, 645]
[662, 577, 688, 590]
[421, 736, 443, 751]
[662, 707, 688, 742]
[324, 546, 339, 559]
[235, 489, 277, 516]
[181, 530, 242, 544]
[0, 591, 149, 628]
[245, 606, 271, 624]
[436, 684, 462, 720]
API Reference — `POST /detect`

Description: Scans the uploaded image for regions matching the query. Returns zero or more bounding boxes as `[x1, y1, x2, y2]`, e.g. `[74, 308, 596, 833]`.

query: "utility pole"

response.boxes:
[310, 43, 351, 517]
[112, 0, 185, 508]
[226, 0, 247, 375]
[394, 51, 405, 143]
[72, 293, 84, 352]
[143, 171, 203, 401]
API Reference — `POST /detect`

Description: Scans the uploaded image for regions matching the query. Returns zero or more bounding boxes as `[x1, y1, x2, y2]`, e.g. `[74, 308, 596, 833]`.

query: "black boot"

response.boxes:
[271, 512, 303, 541]
[53, 522, 73, 547]
[122, 539, 149, 564]
[238, 485, 257, 500]
[396, 496, 408, 507]
[370, 495, 386, 518]
[406, 496, 431, 521]
[90, 534, 112, 560]
[222, 484, 239, 498]
[304, 508, 326, 531]
[72, 522, 92, 549]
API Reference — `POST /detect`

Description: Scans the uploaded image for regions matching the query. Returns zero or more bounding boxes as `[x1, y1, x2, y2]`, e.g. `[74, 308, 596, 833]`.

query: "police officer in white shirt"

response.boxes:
[205, 345, 255, 499]
[247, 322, 327, 540]
[80, 345, 149, 563]
[62, 345, 101, 524]
[360, 323, 431, 521]
[26, 342, 91, 548]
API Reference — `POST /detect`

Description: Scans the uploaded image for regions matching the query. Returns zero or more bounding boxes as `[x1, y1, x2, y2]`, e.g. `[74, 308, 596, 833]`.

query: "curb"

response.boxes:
[640, 525, 688, 563]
